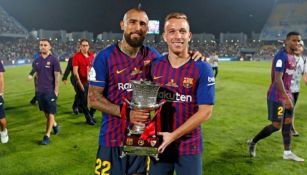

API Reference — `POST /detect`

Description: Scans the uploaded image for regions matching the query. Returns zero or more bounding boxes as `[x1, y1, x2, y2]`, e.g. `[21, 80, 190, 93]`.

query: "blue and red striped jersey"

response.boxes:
[89, 43, 160, 147]
[151, 55, 215, 156]
[267, 48, 296, 102]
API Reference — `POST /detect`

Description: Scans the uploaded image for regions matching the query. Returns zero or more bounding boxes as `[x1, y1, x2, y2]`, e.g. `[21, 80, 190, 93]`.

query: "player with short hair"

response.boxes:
[88, 8, 160, 175]
[32, 39, 61, 145]
[248, 32, 304, 162]
[148, 12, 215, 175]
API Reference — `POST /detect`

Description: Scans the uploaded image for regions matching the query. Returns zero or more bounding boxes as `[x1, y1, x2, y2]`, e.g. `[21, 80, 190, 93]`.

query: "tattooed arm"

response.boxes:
[88, 85, 121, 117]
[54, 71, 60, 96]
[88, 85, 150, 124]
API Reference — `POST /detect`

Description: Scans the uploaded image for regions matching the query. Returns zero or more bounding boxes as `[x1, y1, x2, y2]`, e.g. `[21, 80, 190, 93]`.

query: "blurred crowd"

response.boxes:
[0, 38, 283, 65]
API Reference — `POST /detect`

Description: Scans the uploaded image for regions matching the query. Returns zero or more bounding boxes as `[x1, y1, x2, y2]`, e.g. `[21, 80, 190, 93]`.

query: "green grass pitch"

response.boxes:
[0, 61, 306, 175]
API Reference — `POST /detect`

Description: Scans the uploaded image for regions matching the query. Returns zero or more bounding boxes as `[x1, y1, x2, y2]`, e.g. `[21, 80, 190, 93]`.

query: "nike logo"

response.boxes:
[153, 76, 163, 80]
[116, 68, 126, 74]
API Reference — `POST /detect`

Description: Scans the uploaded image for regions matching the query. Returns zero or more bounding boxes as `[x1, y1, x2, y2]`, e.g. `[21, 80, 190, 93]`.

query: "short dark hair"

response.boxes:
[286, 31, 300, 39]
[39, 38, 52, 46]
[79, 38, 89, 45]
[123, 7, 148, 21]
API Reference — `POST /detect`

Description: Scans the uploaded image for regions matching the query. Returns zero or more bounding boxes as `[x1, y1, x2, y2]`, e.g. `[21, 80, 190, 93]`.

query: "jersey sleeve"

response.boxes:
[0, 62, 5, 72]
[88, 51, 108, 87]
[197, 62, 215, 105]
[32, 60, 37, 72]
[72, 54, 79, 67]
[53, 57, 61, 72]
[274, 52, 287, 72]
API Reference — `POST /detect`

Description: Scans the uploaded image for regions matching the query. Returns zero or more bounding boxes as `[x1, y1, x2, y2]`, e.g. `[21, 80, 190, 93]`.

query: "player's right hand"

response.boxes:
[27, 75, 33, 80]
[79, 84, 85, 92]
[129, 109, 149, 125]
[63, 80, 67, 85]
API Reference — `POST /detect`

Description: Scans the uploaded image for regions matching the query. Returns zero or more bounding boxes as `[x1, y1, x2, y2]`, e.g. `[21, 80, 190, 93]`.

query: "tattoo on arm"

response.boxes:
[88, 85, 121, 117]
[54, 71, 60, 92]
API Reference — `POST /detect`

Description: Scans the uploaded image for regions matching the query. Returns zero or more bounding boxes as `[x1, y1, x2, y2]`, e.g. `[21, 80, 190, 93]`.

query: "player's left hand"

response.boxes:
[157, 132, 176, 154]
[189, 50, 206, 61]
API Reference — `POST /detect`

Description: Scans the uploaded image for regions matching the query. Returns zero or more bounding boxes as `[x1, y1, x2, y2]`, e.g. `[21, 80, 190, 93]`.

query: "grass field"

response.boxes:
[0, 61, 307, 175]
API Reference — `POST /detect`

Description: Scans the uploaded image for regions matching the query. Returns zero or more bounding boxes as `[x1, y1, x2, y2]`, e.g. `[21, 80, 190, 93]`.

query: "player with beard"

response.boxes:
[248, 32, 304, 162]
[88, 7, 204, 175]
[89, 8, 160, 175]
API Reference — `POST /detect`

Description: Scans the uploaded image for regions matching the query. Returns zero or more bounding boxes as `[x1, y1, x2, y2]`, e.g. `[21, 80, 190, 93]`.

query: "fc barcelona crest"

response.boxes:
[47, 61, 51, 66]
[126, 138, 133, 146]
[183, 77, 193, 88]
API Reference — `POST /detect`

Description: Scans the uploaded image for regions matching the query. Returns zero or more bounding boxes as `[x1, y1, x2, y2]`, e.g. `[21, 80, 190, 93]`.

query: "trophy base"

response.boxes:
[123, 145, 158, 156]
[123, 134, 160, 157]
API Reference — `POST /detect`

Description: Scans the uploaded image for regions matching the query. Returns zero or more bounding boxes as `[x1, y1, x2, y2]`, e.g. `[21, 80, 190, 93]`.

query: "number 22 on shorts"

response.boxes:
[95, 158, 111, 175]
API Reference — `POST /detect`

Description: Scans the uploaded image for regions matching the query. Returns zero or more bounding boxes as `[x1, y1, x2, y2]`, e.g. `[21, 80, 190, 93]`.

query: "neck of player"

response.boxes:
[118, 40, 140, 58]
[41, 52, 50, 58]
[286, 46, 294, 55]
[82, 51, 89, 57]
[168, 50, 190, 68]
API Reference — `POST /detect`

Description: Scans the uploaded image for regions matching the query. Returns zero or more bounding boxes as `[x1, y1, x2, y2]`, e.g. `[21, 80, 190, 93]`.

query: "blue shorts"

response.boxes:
[149, 148, 202, 175]
[95, 146, 148, 175]
[0, 96, 5, 119]
[36, 91, 57, 114]
[267, 100, 293, 122]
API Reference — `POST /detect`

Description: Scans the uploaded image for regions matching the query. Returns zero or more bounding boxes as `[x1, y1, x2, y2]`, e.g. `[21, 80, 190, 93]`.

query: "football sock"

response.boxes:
[252, 124, 279, 143]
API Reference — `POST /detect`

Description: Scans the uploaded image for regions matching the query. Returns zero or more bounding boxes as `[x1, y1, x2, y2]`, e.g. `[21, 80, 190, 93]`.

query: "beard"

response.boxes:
[124, 32, 145, 48]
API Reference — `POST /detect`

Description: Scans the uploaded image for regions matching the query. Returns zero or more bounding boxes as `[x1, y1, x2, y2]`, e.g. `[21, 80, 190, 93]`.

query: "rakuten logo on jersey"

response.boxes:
[118, 83, 132, 91]
[158, 91, 192, 102]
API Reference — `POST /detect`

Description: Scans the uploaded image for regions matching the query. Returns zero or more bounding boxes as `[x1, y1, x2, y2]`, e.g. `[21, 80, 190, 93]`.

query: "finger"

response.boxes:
[132, 114, 150, 120]
[157, 132, 164, 136]
[134, 109, 150, 113]
[158, 144, 166, 153]
[201, 57, 206, 62]
[133, 122, 145, 126]
[134, 111, 149, 116]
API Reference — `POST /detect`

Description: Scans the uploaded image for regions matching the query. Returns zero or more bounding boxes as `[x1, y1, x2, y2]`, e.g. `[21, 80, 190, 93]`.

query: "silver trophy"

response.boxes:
[121, 80, 165, 159]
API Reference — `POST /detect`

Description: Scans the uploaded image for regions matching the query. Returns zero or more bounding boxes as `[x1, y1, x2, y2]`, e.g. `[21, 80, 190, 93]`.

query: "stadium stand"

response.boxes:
[0, 6, 28, 37]
[260, 0, 307, 40]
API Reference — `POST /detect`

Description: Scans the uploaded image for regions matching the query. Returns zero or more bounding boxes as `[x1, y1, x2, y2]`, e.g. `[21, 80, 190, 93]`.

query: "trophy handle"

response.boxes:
[124, 98, 132, 106]
[157, 99, 166, 106]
